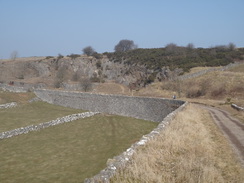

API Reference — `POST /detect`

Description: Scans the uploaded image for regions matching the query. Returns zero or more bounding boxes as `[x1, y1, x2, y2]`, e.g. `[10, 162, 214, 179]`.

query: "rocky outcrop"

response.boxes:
[0, 55, 163, 89]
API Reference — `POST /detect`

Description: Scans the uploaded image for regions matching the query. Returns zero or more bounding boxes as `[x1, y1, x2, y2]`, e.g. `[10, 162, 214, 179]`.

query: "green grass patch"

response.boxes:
[0, 114, 157, 183]
[0, 101, 84, 132]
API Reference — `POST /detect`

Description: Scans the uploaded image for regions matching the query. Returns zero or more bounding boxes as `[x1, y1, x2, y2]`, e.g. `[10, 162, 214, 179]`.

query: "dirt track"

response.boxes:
[199, 104, 244, 166]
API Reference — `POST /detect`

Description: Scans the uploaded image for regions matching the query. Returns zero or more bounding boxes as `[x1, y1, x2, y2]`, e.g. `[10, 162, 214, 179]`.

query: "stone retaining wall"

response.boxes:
[0, 102, 17, 109]
[0, 83, 28, 93]
[0, 112, 99, 140]
[34, 89, 185, 122]
[178, 62, 243, 80]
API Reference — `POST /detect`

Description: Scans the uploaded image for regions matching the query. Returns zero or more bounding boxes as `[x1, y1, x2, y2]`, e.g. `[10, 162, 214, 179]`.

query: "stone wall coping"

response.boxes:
[34, 88, 183, 102]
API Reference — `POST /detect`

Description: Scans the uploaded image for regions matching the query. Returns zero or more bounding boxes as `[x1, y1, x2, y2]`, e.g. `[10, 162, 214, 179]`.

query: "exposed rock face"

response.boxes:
[0, 55, 167, 89]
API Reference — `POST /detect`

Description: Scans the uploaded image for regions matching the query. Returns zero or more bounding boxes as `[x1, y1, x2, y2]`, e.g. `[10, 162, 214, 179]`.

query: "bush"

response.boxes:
[186, 87, 203, 98]
[96, 61, 102, 68]
[90, 76, 100, 83]
[46, 56, 54, 59]
[57, 54, 64, 60]
[54, 79, 62, 88]
[72, 72, 79, 81]
[67, 54, 80, 60]
[82, 46, 95, 56]
[92, 52, 103, 59]
[161, 81, 178, 91]
[80, 77, 92, 92]
[210, 85, 227, 98]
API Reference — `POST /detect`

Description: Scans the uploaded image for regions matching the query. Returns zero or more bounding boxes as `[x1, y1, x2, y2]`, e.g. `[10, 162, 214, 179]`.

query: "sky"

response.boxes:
[0, 0, 244, 59]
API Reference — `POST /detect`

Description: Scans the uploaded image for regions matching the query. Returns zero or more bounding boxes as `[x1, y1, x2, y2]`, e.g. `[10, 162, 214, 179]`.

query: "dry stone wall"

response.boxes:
[0, 112, 99, 140]
[178, 62, 243, 80]
[0, 83, 28, 92]
[0, 102, 17, 109]
[34, 89, 185, 122]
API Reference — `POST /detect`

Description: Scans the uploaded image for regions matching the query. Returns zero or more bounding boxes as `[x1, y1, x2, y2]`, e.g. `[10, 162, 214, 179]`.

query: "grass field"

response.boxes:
[0, 91, 35, 104]
[0, 114, 157, 182]
[0, 101, 85, 133]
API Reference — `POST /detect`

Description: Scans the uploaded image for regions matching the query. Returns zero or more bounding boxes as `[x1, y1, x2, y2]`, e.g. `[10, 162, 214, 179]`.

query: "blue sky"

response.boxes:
[0, 0, 244, 59]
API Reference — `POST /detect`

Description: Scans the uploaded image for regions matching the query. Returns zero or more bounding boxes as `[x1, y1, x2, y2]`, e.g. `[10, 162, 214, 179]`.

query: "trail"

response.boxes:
[199, 104, 244, 166]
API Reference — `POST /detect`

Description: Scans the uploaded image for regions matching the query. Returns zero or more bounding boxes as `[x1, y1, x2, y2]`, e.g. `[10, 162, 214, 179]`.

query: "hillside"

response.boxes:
[0, 47, 243, 91]
[104, 46, 244, 71]
[1, 48, 244, 182]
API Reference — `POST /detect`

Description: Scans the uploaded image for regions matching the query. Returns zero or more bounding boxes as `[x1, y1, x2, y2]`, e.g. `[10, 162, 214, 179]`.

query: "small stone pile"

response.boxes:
[0, 111, 99, 140]
[0, 102, 17, 109]
[231, 104, 244, 111]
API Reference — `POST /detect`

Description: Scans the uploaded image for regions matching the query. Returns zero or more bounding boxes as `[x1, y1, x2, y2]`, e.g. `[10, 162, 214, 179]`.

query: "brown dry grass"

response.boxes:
[111, 104, 244, 183]
[92, 82, 131, 95]
[0, 57, 45, 63]
[187, 66, 221, 75]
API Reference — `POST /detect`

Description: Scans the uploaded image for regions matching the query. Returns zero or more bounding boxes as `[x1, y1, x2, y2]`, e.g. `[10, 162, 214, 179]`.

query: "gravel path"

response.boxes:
[200, 104, 244, 167]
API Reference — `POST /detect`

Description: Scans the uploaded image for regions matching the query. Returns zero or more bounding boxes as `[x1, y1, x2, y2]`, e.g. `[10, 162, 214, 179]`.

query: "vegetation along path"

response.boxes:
[200, 104, 244, 166]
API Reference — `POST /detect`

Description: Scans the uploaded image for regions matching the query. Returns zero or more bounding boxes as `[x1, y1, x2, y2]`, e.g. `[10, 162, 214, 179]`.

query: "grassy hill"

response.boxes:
[104, 46, 244, 72]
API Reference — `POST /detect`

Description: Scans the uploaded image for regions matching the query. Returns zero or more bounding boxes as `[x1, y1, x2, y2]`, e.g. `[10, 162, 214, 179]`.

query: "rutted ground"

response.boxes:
[200, 104, 244, 166]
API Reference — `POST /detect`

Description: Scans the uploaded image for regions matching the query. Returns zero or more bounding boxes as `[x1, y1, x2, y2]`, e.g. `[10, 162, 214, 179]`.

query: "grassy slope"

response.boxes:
[109, 63, 244, 182]
[105, 47, 244, 72]
[135, 63, 244, 121]
[0, 114, 157, 183]
[112, 104, 244, 182]
[0, 101, 85, 132]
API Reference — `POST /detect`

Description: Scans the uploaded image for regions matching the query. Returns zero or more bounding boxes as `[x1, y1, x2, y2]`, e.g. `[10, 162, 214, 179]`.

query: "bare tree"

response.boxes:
[228, 42, 236, 51]
[165, 43, 178, 54]
[72, 71, 79, 81]
[186, 43, 195, 50]
[54, 66, 66, 88]
[82, 46, 95, 56]
[57, 53, 64, 61]
[10, 50, 18, 60]
[114, 39, 138, 52]
[80, 77, 92, 92]
[15, 63, 28, 79]
[166, 68, 184, 98]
